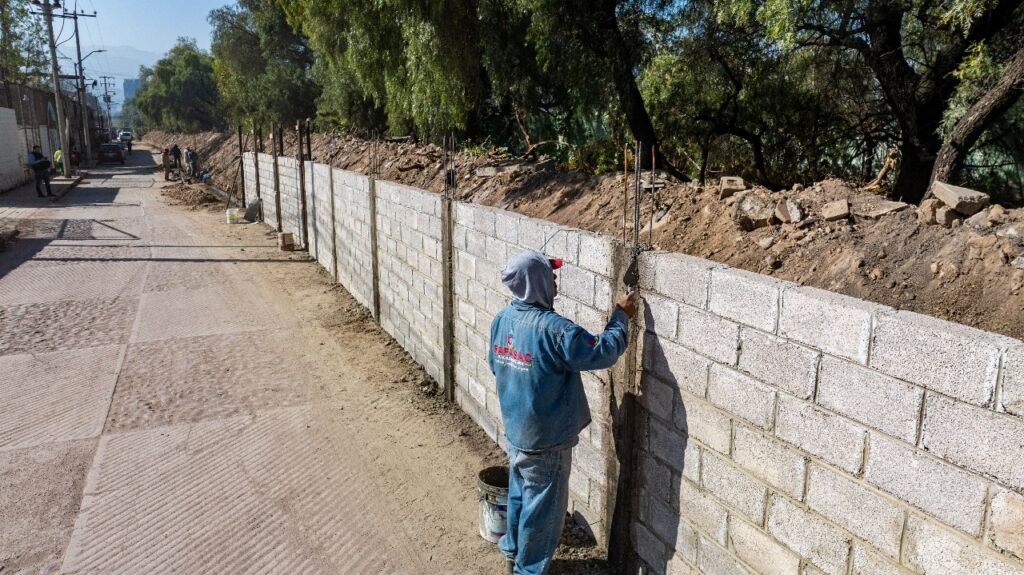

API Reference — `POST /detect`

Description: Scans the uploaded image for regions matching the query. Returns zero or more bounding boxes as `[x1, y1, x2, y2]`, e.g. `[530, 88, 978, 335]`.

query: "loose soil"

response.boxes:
[143, 130, 1024, 339]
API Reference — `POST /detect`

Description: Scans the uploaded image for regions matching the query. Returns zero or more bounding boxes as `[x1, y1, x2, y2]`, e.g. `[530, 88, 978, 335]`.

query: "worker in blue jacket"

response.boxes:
[489, 249, 636, 575]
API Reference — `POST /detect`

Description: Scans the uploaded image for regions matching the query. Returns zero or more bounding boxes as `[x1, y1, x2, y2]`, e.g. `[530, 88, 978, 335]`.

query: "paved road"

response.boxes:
[0, 149, 502, 574]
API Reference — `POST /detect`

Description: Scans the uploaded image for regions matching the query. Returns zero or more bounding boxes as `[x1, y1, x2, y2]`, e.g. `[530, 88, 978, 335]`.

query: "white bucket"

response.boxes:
[226, 208, 243, 224]
[477, 466, 509, 543]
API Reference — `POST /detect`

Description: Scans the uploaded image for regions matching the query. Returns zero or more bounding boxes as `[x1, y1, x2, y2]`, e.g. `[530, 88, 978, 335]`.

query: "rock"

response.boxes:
[930, 181, 990, 215]
[868, 268, 883, 280]
[935, 205, 958, 228]
[989, 204, 1008, 224]
[734, 194, 773, 231]
[775, 199, 804, 223]
[951, 217, 963, 228]
[757, 236, 775, 249]
[917, 198, 941, 225]
[720, 176, 746, 199]
[790, 230, 807, 241]
[996, 224, 1021, 239]
[821, 199, 851, 221]
[792, 183, 804, 192]
[968, 235, 998, 249]
[1014, 257, 1024, 270]
[930, 262, 940, 275]
[796, 216, 817, 229]
[764, 255, 781, 269]
[877, 249, 887, 259]
[854, 199, 909, 219]
[476, 166, 499, 177]
[965, 210, 991, 229]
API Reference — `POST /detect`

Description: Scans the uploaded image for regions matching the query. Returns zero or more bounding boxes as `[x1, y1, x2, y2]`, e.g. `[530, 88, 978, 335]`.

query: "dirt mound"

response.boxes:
[161, 182, 219, 208]
[143, 130, 1024, 339]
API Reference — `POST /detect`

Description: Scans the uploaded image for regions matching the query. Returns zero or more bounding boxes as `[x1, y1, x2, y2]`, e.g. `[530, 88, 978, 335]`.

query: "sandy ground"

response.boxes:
[0, 147, 608, 574]
[144, 129, 1024, 339]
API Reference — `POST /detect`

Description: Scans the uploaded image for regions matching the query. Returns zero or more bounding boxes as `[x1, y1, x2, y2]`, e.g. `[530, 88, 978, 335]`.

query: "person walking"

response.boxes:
[489, 250, 636, 575]
[27, 145, 56, 200]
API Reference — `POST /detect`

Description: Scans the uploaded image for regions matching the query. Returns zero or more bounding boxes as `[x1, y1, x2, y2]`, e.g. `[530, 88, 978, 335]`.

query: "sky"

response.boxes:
[51, 0, 225, 111]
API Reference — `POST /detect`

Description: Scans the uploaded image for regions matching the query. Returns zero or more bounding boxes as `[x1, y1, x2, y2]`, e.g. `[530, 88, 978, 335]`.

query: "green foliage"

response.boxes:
[0, 0, 48, 82]
[209, 0, 318, 128]
[126, 38, 223, 133]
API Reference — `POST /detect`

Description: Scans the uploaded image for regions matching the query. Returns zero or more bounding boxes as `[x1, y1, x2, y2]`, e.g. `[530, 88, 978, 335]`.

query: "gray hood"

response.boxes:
[501, 250, 555, 309]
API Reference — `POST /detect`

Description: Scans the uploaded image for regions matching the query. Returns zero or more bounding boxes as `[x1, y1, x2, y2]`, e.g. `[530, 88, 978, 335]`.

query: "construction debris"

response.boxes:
[775, 199, 804, 223]
[719, 176, 746, 199]
[930, 181, 990, 215]
[821, 199, 851, 221]
[734, 193, 773, 231]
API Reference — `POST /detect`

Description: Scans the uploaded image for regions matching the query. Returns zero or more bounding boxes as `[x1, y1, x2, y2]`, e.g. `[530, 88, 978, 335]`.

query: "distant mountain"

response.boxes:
[79, 45, 162, 112]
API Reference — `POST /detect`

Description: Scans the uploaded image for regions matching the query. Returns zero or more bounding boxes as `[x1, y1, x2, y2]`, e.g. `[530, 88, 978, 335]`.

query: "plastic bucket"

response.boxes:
[225, 208, 243, 224]
[477, 466, 509, 544]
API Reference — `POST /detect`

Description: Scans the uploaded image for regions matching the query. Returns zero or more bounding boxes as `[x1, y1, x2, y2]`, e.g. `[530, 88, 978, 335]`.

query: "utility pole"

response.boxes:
[60, 8, 98, 164]
[100, 75, 114, 137]
[35, 0, 71, 177]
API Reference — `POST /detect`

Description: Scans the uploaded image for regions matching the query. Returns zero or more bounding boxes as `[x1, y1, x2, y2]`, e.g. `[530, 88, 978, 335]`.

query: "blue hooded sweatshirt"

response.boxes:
[489, 250, 630, 451]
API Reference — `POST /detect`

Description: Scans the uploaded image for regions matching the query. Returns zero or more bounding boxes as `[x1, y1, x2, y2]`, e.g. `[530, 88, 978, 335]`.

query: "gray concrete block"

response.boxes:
[676, 391, 731, 454]
[644, 294, 679, 340]
[640, 252, 719, 310]
[730, 518, 801, 575]
[708, 364, 775, 430]
[701, 452, 767, 523]
[642, 373, 676, 423]
[1000, 342, 1024, 417]
[472, 208, 496, 236]
[733, 425, 806, 500]
[697, 536, 753, 575]
[767, 495, 850, 575]
[677, 477, 728, 543]
[779, 286, 875, 363]
[647, 491, 699, 561]
[922, 394, 1024, 490]
[709, 267, 789, 332]
[904, 515, 1024, 575]
[642, 453, 674, 503]
[578, 232, 615, 277]
[518, 217, 546, 250]
[683, 444, 700, 483]
[494, 211, 521, 244]
[485, 235, 508, 265]
[649, 418, 687, 476]
[559, 265, 596, 306]
[633, 521, 669, 570]
[775, 394, 865, 474]
[871, 309, 1006, 406]
[989, 488, 1024, 559]
[816, 357, 923, 442]
[643, 333, 710, 397]
[738, 329, 818, 399]
[806, 464, 903, 558]
[851, 544, 909, 575]
[677, 306, 740, 365]
[864, 432, 986, 536]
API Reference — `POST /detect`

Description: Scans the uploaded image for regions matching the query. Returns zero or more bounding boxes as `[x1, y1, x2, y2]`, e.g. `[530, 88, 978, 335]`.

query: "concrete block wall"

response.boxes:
[0, 108, 30, 192]
[331, 168, 374, 310]
[304, 161, 334, 276]
[374, 180, 445, 383]
[631, 251, 1024, 575]
[256, 153, 277, 228]
[450, 200, 620, 538]
[241, 152, 257, 206]
[277, 157, 304, 244]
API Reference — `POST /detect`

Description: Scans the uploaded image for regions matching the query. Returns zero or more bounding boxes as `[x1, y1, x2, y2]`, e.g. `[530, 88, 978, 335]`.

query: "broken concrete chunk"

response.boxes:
[734, 193, 773, 231]
[1013, 257, 1024, 270]
[930, 181, 990, 215]
[720, 176, 746, 199]
[989, 204, 1008, 224]
[821, 199, 851, 221]
[757, 236, 775, 249]
[774, 199, 804, 223]
[854, 199, 909, 219]
[965, 210, 991, 230]
[476, 166, 499, 177]
[916, 198, 941, 225]
[935, 205, 958, 228]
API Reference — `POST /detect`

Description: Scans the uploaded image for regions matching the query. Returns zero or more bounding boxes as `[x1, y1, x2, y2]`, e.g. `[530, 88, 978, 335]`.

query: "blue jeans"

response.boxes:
[34, 172, 52, 196]
[500, 442, 573, 575]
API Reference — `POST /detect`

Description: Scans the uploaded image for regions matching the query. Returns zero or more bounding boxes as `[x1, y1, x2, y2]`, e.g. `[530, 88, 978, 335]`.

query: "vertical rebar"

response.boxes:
[649, 145, 656, 246]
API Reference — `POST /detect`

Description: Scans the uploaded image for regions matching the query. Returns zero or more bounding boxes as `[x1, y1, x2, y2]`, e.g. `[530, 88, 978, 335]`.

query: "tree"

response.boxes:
[0, 0, 48, 83]
[126, 38, 223, 132]
[209, 0, 318, 128]
[719, 0, 1024, 203]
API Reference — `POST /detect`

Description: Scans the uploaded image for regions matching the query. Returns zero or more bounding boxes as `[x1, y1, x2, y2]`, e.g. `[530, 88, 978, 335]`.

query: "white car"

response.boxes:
[118, 130, 134, 142]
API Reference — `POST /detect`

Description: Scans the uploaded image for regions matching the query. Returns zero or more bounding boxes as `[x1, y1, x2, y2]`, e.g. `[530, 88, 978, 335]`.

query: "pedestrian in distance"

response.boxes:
[26, 145, 56, 200]
[161, 148, 172, 181]
[53, 147, 63, 176]
[170, 143, 182, 169]
[185, 146, 198, 176]
[489, 250, 637, 575]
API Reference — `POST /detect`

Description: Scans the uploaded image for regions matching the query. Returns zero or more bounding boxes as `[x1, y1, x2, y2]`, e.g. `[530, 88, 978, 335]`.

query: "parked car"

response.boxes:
[119, 130, 133, 142]
[98, 143, 125, 165]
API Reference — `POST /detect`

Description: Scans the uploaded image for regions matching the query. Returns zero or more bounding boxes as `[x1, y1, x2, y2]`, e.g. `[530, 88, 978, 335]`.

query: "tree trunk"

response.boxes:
[699, 133, 712, 186]
[893, 141, 937, 204]
[595, 0, 690, 181]
[932, 46, 1024, 185]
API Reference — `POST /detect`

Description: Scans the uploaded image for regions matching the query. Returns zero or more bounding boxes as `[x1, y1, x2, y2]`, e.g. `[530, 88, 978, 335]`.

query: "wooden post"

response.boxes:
[297, 120, 310, 251]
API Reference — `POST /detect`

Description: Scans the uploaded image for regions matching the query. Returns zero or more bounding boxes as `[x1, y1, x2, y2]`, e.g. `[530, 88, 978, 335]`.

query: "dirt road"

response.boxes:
[0, 148, 541, 574]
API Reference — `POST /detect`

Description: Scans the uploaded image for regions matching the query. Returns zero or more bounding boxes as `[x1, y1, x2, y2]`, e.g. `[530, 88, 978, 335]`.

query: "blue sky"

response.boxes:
[62, 0, 223, 55]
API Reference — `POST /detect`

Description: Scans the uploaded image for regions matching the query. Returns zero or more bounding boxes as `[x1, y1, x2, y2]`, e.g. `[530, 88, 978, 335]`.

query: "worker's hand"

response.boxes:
[616, 291, 638, 319]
